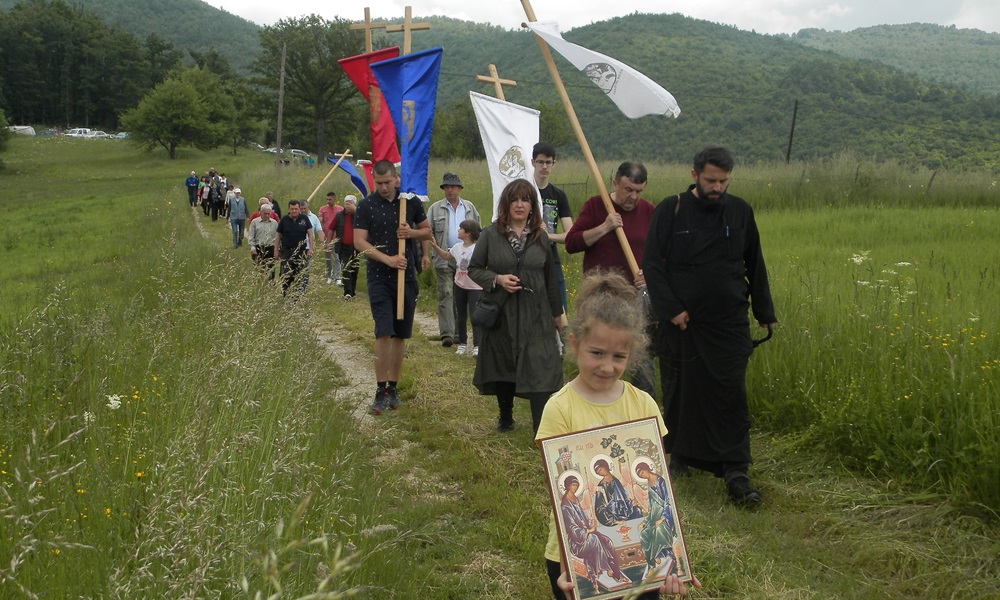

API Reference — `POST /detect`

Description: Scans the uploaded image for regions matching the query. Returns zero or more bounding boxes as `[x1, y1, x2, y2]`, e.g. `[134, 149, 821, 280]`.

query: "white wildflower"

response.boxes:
[83, 411, 96, 424]
[856, 280, 870, 286]
[849, 251, 870, 265]
[969, 314, 980, 323]
[882, 269, 897, 275]
[106, 394, 122, 410]
[895, 261, 912, 267]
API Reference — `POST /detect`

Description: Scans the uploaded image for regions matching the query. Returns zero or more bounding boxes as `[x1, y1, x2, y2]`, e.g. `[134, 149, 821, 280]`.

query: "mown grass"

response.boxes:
[1, 138, 998, 598]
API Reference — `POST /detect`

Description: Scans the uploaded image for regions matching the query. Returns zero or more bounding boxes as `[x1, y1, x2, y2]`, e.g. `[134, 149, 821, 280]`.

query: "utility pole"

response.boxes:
[786, 99, 798, 164]
[275, 42, 287, 165]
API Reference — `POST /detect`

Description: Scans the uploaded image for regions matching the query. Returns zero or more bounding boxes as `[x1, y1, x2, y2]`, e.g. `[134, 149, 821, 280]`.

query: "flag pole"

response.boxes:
[305, 148, 351, 204]
[396, 191, 406, 319]
[519, 0, 639, 279]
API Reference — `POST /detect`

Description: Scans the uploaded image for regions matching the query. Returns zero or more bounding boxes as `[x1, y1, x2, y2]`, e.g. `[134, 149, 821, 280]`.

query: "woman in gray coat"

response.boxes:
[469, 179, 564, 432]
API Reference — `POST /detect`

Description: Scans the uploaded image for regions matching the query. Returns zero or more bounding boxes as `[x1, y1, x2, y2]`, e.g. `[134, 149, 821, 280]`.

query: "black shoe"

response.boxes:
[442, 336, 454, 347]
[386, 387, 401, 410]
[496, 417, 515, 432]
[727, 476, 762, 507]
[370, 388, 388, 415]
[668, 459, 691, 479]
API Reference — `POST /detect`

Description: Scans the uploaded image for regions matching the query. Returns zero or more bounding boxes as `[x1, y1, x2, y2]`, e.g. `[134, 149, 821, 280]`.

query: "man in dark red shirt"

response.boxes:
[333, 195, 359, 299]
[565, 161, 657, 396]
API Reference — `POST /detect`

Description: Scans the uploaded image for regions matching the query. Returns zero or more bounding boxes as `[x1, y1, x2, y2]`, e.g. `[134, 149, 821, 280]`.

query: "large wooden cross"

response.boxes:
[385, 6, 431, 54]
[476, 64, 517, 101]
[350, 7, 385, 53]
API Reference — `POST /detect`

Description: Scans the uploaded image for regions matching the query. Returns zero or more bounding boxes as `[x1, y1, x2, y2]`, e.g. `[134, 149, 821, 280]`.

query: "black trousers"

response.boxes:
[279, 247, 307, 295]
[337, 244, 359, 297]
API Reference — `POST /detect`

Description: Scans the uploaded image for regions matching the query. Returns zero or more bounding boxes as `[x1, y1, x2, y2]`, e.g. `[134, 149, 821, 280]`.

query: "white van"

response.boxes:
[65, 128, 92, 137]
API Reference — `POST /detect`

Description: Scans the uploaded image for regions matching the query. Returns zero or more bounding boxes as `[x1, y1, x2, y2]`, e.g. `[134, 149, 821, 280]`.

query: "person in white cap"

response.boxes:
[227, 187, 250, 248]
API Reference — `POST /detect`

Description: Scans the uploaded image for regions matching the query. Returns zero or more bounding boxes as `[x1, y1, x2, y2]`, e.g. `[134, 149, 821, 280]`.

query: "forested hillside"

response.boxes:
[2, 1, 999, 169]
[787, 24, 1000, 96]
[0, 0, 262, 72]
[406, 14, 1000, 168]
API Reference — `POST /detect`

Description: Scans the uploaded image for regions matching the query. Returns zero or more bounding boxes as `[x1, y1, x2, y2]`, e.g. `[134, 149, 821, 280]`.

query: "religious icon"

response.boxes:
[402, 100, 416, 143]
[583, 62, 620, 95]
[499, 145, 527, 179]
[539, 418, 692, 600]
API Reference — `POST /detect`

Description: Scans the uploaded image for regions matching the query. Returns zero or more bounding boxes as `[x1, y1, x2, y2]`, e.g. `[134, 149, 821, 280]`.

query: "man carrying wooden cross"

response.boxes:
[353, 160, 431, 415]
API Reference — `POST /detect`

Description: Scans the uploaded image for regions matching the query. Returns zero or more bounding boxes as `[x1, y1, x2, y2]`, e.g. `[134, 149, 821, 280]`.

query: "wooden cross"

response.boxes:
[385, 6, 431, 55]
[476, 64, 517, 101]
[350, 7, 385, 53]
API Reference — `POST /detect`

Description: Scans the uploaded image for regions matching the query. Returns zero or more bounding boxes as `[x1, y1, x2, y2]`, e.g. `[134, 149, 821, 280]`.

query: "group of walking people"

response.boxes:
[186, 142, 775, 599]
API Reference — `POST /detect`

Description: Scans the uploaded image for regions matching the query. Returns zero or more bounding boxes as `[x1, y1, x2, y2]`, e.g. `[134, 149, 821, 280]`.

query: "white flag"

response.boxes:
[469, 91, 543, 222]
[526, 21, 680, 119]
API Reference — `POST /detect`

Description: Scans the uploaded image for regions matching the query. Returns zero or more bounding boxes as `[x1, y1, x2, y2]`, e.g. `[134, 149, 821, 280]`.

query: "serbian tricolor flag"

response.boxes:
[526, 21, 680, 119]
[469, 91, 541, 222]
[338, 47, 402, 163]
[370, 47, 443, 199]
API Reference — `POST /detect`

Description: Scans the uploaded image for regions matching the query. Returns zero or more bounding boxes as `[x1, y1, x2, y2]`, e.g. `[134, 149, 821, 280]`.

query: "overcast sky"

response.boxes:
[204, 0, 1000, 34]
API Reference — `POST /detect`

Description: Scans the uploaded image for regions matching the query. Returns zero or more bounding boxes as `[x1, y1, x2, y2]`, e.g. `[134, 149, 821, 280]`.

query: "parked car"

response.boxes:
[65, 128, 91, 137]
[111, 132, 129, 139]
[36, 129, 60, 137]
[262, 147, 281, 154]
[289, 149, 310, 158]
[83, 130, 109, 139]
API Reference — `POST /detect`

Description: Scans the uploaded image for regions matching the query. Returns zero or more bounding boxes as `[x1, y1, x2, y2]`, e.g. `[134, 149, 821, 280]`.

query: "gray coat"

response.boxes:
[468, 224, 563, 395]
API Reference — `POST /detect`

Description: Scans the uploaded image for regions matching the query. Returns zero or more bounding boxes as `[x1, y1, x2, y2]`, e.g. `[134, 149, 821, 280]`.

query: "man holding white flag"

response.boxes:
[469, 91, 542, 221]
[525, 21, 680, 120]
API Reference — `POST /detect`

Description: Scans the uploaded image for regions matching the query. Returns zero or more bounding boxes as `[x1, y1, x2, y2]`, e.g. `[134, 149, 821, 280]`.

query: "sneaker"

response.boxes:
[471, 346, 479, 357]
[326, 277, 333, 284]
[386, 387, 401, 410]
[369, 388, 388, 415]
[727, 476, 762, 507]
[344, 294, 353, 301]
[456, 345, 467, 355]
[441, 336, 454, 347]
[335, 278, 343, 286]
[496, 417, 515, 432]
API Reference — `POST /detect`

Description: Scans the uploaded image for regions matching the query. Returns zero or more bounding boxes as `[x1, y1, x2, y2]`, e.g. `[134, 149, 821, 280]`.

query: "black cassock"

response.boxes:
[643, 186, 776, 476]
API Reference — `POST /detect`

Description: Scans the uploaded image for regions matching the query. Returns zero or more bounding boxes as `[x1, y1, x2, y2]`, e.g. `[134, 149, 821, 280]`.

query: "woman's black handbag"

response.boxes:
[471, 294, 504, 329]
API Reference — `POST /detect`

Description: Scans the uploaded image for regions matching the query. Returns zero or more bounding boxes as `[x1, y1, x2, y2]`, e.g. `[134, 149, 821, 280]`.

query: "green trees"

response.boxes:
[121, 67, 235, 159]
[251, 16, 365, 158]
[0, 0, 175, 129]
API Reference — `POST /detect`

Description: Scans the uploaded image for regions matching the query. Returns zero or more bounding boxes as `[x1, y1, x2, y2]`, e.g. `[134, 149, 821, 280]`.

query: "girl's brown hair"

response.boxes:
[569, 270, 650, 373]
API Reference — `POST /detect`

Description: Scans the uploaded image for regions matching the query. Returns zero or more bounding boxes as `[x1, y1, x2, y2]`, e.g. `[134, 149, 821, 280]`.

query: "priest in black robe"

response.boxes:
[643, 145, 777, 507]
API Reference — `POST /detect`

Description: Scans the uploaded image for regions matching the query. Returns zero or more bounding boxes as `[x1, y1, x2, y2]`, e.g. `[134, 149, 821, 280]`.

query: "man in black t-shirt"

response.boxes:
[274, 200, 314, 296]
[353, 161, 431, 415]
[532, 142, 574, 311]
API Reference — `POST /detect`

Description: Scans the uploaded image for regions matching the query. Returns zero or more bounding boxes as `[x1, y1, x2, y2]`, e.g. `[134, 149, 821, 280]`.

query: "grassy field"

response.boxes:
[1, 138, 998, 598]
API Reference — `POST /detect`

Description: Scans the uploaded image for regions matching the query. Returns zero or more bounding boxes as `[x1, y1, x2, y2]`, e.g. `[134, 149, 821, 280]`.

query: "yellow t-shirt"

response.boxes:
[534, 381, 668, 562]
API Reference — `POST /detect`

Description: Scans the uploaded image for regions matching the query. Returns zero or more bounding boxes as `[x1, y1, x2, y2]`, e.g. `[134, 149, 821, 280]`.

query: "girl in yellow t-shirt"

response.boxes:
[535, 271, 701, 599]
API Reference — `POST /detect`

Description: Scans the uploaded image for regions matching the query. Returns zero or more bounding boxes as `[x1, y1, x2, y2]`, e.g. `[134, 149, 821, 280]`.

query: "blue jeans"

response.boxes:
[230, 219, 246, 247]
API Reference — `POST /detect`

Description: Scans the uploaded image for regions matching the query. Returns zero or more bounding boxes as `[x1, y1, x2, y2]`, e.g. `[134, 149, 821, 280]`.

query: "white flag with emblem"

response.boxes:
[526, 21, 680, 119]
[470, 91, 542, 222]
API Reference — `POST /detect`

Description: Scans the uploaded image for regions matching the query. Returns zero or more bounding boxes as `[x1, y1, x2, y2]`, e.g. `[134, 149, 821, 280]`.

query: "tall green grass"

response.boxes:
[0, 138, 415, 597]
[2, 138, 998, 597]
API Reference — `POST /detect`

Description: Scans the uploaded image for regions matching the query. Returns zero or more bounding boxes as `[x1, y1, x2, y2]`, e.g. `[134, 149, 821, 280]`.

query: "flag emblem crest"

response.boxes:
[402, 100, 416, 143]
[499, 146, 527, 179]
[583, 62, 619, 94]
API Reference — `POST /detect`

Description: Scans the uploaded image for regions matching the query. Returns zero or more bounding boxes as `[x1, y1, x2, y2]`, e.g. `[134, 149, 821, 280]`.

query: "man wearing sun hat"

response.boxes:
[185, 171, 199, 207]
[423, 173, 482, 348]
